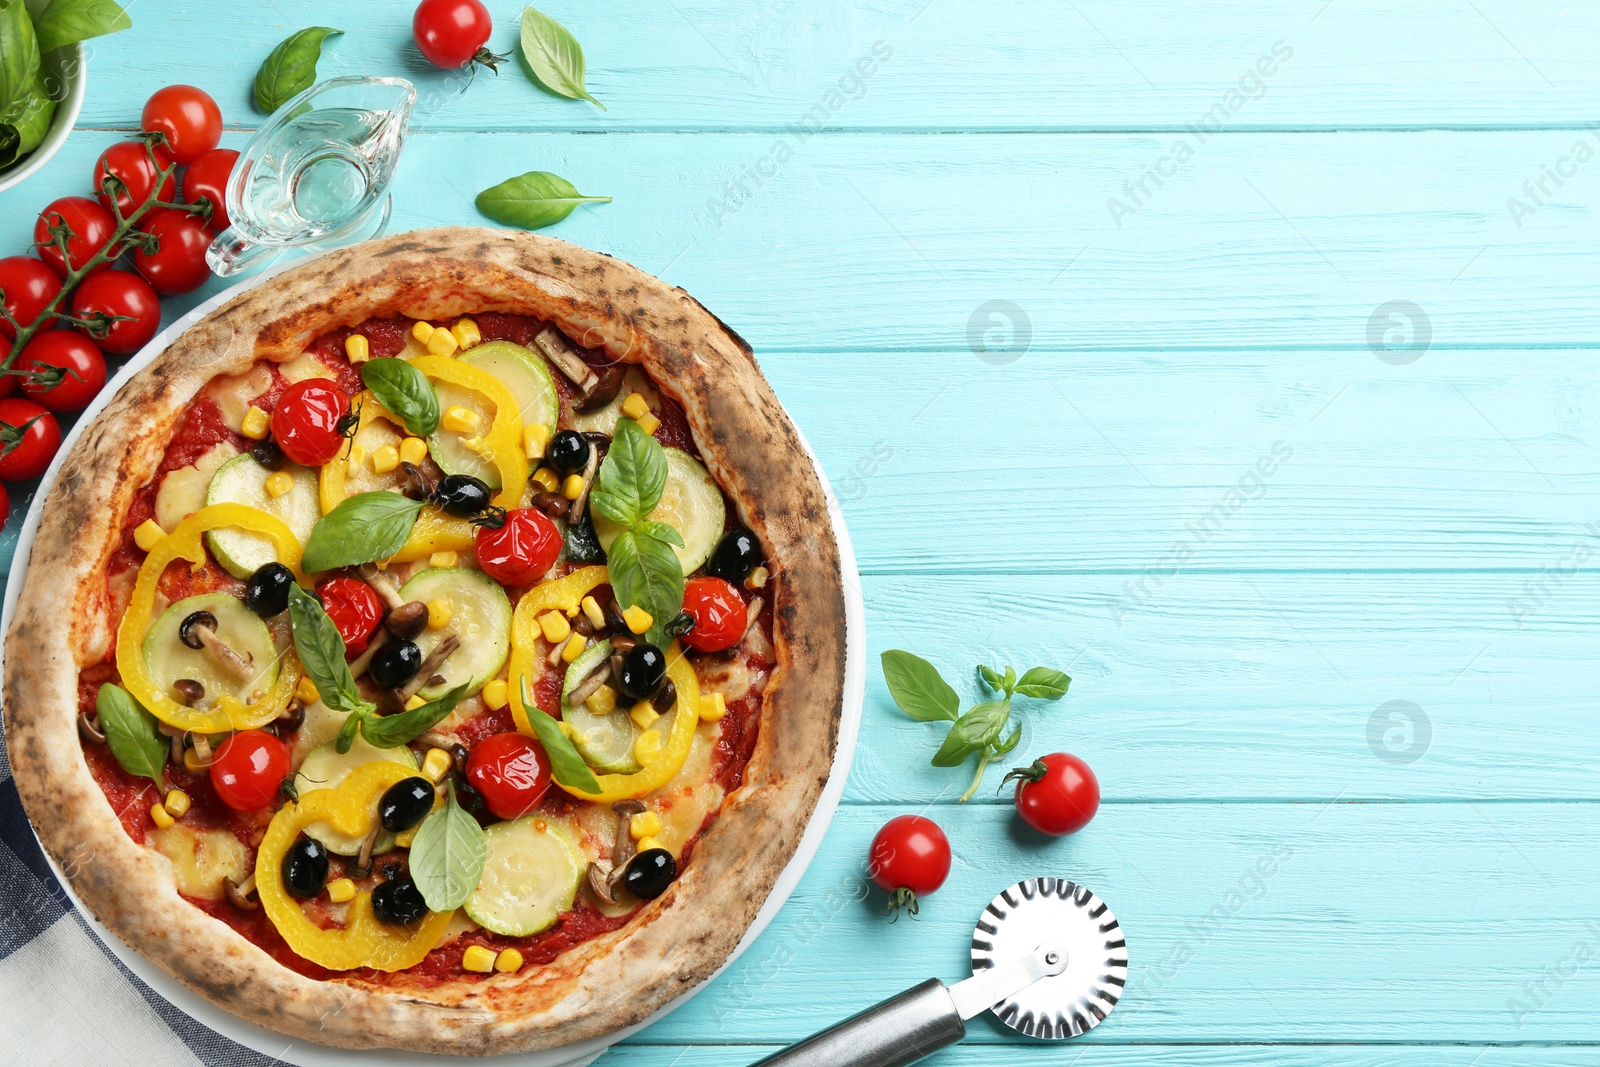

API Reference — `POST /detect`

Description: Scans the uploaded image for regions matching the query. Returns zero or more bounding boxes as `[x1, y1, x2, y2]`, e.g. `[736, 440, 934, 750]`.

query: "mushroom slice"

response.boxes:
[77, 713, 105, 745]
[566, 446, 599, 525]
[533, 326, 598, 392]
[393, 632, 460, 703]
[567, 662, 611, 709]
[587, 861, 619, 906]
[224, 872, 258, 911]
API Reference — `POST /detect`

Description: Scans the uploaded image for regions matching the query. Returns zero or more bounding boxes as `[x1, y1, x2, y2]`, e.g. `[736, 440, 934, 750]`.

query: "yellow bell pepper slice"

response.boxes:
[257, 762, 454, 971]
[408, 355, 528, 507]
[115, 504, 305, 734]
[508, 567, 701, 802]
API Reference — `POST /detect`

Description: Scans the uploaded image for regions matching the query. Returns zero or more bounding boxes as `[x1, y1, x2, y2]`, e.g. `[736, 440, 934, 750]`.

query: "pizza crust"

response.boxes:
[3, 229, 847, 1054]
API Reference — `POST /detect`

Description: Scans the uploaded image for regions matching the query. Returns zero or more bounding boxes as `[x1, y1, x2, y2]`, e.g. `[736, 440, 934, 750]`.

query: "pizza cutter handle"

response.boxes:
[746, 978, 966, 1067]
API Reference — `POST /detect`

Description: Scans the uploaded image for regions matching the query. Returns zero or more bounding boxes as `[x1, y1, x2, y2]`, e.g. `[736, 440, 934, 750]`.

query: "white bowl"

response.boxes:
[0, 0, 87, 194]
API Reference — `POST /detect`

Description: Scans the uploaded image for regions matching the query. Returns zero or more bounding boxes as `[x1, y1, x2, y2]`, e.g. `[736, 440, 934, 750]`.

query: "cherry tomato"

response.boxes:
[315, 576, 384, 657]
[19, 331, 106, 412]
[70, 269, 162, 356]
[680, 576, 746, 651]
[0, 480, 10, 530]
[140, 85, 222, 165]
[413, 0, 497, 69]
[181, 147, 239, 233]
[271, 379, 351, 466]
[0, 256, 62, 340]
[209, 730, 291, 811]
[465, 732, 551, 820]
[868, 815, 950, 920]
[474, 507, 561, 586]
[92, 139, 176, 219]
[132, 208, 213, 295]
[0, 398, 61, 481]
[1005, 753, 1100, 836]
[34, 196, 118, 278]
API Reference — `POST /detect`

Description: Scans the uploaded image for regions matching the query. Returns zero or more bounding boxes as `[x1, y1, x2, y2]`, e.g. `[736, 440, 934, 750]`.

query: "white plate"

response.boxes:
[0, 253, 866, 1066]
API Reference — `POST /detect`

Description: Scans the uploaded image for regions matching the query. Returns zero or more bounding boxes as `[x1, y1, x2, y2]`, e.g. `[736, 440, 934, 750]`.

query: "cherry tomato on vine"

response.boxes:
[680, 576, 746, 652]
[181, 147, 239, 233]
[92, 139, 176, 219]
[0, 256, 62, 340]
[209, 730, 291, 811]
[314, 576, 384, 657]
[18, 331, 106, 412]
[132, 208, 213, 295]
[465, 732, 551, 820]
[0, 481, 10, 530]
[70, 270, 162, 356]
[1003, 753, 1099, 837]
[140, 85, 222, 165]
[0, 398, 62, 481]
[34, 196, 118, 278]
[413, 0, 499, 70]
[474, 507, 561, 586]
[271, 379, 352, 466]
[868, 815, 950, 920]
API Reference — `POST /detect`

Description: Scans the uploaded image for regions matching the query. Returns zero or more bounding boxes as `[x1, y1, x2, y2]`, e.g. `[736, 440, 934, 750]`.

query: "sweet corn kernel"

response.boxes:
[532, 467, 559, 492]
[240, 405, 271, 440]
[450, 318, 482, 349]
[405, 694, 426, 711]
[634, 728, 662, 764]
[427, 599, 452, 629]
[538, 611, 571, 643]
[562, 473, 585, 500]
[481, 678, 509, 710]
[326, 878, 356, 903]
[422, 748, 452, 782]
[411, 321, 435, 344]
[561, 633, 587, 663]
[636, 412, 662, 436]
[371, 444, 400, 474]
[621, 393, 650, 420]
[522, 423, 550, 459]
[344, 334, 370, 363]
[346, 443, 367, 474]
[580, 595, 606, 630]
[395, 827, 419, 848]
[430, 551, 459, 568]
[399, 436, 428, 465]
[630, 811, 663, 840]
[133, 519, 166, 551]
[622, 605, 653, 634]
[494, 948, 523, 973]
[150, 803, 175, 829]
[462, 945, 497, 973]
[441, 405, 480, 433]
[264, 471, 294, 499]
[426, 326, 460, 356]
[585, 685, 617, 715]
[700, 691, 727, 723]
[182, 748, 209, 773]
[163, 789, 191, 817]
[636, 836, 663, 854]
[629, 702, 659, 729]
[296, 676, 320, 704]
[746, 565, 770, 590]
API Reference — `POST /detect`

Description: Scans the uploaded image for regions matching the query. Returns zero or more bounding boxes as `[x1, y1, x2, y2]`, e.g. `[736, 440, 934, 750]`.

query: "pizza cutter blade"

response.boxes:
[748, 878, 1127, 1067]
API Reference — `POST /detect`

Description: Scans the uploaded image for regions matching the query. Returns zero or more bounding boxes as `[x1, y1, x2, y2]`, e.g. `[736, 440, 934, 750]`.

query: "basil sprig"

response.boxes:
[521, 678, 602, 794]
[518, 5, 603, 109]
[253, 26, 342, 114]
[883, 651, 1071, 802]
[360, 357, 439, 437]
[302, 491, 425, 573]
[0, 0, 39, 116]
[96, 683, 166, 786]
[287, 584, 372, 724]
[409, 780, 487, 913]
[34, 0, 131, 54]
[592, 418, 684, 645]
[475, 171, 611, 232]
[359, 684, 470, 749]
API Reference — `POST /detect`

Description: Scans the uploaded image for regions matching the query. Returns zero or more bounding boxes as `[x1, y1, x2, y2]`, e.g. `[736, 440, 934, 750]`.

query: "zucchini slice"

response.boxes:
[560, 640, 639, 774]
[397, 567, 512, 699]
[592, 447, 726, 573]
[293, 740, 418, 856]
[464, 817, 582, 936]
[461, 341, 560, 433]
[570, 368, 660, 436]
[142, 593, 280, 707]
[204, 454, 320, 578]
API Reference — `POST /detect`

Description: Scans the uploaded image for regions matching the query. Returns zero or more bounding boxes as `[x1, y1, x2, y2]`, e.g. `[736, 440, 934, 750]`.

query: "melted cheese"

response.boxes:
[149, 824, 251, 901]
[279, 353, 337, 384]
[205, 365, 273, 433]
[153, 443, 238, 531]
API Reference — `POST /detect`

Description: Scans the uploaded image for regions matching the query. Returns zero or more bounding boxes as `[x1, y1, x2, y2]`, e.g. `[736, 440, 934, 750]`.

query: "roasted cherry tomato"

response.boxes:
[182, 147, 239, 233]
[868, 814, 951, 920]
[0, 398, 61, 481]
[679, 576, 746, 652]
[473, 507, 561, 587]
[140, 85, 222, 164]
[413, 0, 498, 70]
[34, 196, 118, 277]
[19, 331, 106, 412]
[209, 729, 291, 811]
[92, 139, 176, 219]
[465, 732, 552, 820]
[70, 269, 162, 355]
[271, 379, 352, 466]
[315, 576, 384, 657]
[132, 208, 213, 295]
[0, 256, 61, 340]
[1004, 753, 1100, 837]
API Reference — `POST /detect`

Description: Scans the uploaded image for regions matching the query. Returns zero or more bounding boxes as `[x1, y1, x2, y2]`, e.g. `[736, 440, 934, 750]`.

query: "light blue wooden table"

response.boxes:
[2, 1, 1598, 1064]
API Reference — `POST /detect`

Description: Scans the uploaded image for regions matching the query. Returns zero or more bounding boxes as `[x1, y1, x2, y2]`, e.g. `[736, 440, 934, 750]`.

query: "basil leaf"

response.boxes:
[409, 781, 487, 913]
[34, 0, 130, 53]
[0, 122, 17, 168]
[302, 491, 425, 572]
[520, 678, 602, 794]
[96, 684, 166, 785]
[589, 417, 666, 528]
[286, 584, 368, 717]
[931, 700, 1010, 767]
[634, 520, 684, 548]
[518, 5, 603, 109]
[0, 0, 40, 114]
[360, 684, 470, 749]
[1013, 667, 1071, 700]
[882, 650, 960, 723]
[607, 529, 683, 646]
[334, 708, 365, 755]
[360, 357, 439, 437]
[990, 722, 1023, 758]
[475, 170, 611, 232]
[977, 664, 1005, 693]
[253, 26, 342, 114]
[0, 75, 56, 155]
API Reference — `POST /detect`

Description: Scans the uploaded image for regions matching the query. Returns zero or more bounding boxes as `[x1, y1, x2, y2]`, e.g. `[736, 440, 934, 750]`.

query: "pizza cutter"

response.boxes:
[749, 877, 1127, 1067]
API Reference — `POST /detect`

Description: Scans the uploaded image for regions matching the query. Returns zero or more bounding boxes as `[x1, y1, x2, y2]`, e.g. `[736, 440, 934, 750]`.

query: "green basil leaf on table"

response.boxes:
[96, 683, 167, 785]
[359, 684, 470, 749]
[286, 584, 369, 719]
[606, 529, 684, 645]
[301, 490, 425, 572]
[518, 5, 603, 109]
[883, 650, 960, 723]
[253, 26, 342, 115]
[0, 0, 41, 114]
[633, 520, 684, 549]
[589, 418, 666, 528]
[409, 780, 487, 912]
[991, 722, 1023, 758]
[1013, 666, 1071, 700]
[520, 678, 602, 793]
[0, 122, 18, 168]
[360, 357, 439, 437]
[931, 700, 1010, 767]
[34, 0, 130, 53]
[475, 170, 611, 232]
